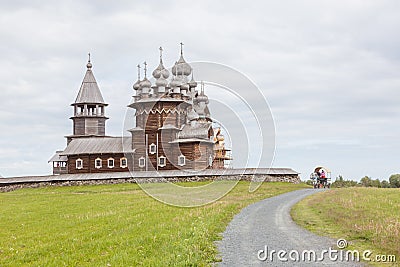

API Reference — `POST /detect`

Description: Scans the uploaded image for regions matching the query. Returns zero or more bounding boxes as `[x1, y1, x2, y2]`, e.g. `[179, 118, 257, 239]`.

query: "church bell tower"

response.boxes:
[67, 54, 108, 144]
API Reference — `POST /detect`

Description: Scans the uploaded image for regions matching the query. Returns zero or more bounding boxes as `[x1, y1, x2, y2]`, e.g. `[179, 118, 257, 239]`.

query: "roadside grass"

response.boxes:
[0, 181, 308, 266]
[291, 188, 400, 266]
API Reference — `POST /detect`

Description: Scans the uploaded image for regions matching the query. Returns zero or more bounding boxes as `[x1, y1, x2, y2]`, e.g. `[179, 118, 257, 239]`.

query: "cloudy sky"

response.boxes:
[0, 0, 399, 181]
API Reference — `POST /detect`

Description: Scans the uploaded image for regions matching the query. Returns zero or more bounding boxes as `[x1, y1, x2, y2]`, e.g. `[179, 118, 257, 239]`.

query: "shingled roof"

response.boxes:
[178, 122, 212, 140]
[48, 151, 68, 162]
[74, 59, 106, 105]
[60, 137, 133, 155]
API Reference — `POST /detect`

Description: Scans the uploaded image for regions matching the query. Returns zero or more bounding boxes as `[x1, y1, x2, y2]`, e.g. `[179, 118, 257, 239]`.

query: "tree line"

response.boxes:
[329, 174, 400, 188]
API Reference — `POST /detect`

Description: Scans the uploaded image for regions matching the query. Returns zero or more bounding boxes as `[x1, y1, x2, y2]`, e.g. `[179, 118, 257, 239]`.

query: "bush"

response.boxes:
[331, 176, 358, 188]
[389, 174, 400, 188]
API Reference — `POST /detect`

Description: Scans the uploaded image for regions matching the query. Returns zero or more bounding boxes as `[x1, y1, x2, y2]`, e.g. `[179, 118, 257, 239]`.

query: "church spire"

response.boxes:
[68, 54, 108, 143]
[74, 54, 106, 104]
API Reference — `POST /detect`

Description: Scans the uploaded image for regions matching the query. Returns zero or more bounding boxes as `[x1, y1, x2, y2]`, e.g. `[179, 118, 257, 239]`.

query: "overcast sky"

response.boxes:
[0, 0, 399, 181]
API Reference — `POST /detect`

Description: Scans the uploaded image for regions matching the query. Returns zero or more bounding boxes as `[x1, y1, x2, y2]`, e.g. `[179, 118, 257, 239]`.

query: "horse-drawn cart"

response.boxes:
[310, 166, 331, 189]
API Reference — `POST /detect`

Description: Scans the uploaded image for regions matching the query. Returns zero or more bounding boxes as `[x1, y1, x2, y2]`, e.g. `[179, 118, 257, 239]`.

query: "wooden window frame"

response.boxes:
[120, 157, 128, 168]
[158, 156, 166, 167]
[76, 158, 83, 169]
[95, 158, 102, 169]
[107, 158, 115, 169]
[178, 155, 186, 166]
[138, 157, 145, 168]
[149, 143, 157, 154]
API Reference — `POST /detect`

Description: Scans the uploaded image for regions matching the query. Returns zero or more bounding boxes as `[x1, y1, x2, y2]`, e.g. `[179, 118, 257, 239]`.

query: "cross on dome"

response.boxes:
[143, 61, 147, 78]
[87, 52, 92, 69]
[137, 64, 141, 80]
[159, 46, 163, 63]
[180, 42, 184, 55]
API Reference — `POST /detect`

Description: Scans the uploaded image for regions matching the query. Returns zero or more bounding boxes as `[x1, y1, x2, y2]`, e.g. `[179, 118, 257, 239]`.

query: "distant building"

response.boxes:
[49, 46, 231, 174]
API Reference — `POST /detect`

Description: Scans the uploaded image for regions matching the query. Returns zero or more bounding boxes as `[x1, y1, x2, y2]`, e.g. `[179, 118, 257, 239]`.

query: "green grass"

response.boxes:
[291, 188, 400, 266]
[0, 181, 308, 266]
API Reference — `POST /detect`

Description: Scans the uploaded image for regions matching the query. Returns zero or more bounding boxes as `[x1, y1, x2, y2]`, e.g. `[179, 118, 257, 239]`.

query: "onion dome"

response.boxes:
[169, 75, 182, 88]
[140, 61, 151, 88]
[153, 64, 170, 79]
[161, 68, 170, 79]
[156, 77, 168, 87]
[152, 65, 162, 79]
[189, 73, 197, 88]
[172, 56, 192, 76]
[177, 55, 192, 76]
[141, 77, 151, 88]
[172, 42, 192, 76]
[133, 80, 141, 90]
[197, 81, 209, 103]
[133, 64, 141, 90]
[153, 47, 170, 83]
[153, 62, 170, 79]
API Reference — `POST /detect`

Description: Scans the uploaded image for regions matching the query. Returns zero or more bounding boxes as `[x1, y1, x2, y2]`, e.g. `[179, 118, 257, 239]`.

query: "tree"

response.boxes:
[332, 175, 345, 188]
[360, 176, 373, 187]
[331, 175, 359, 188]
[389, 174, 400, 188]
[381, 180, 391, 188]
[371, 179, 382, 188]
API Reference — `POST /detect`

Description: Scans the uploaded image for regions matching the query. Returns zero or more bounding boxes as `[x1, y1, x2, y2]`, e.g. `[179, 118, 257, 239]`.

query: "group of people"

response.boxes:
[310, 168, 330, 188]
[310, 169, 326, 180]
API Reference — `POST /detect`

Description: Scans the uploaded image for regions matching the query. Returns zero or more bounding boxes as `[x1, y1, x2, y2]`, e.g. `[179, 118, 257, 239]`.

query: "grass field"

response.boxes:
[291, 188, 400, 266]
[0, 181, 308, 266]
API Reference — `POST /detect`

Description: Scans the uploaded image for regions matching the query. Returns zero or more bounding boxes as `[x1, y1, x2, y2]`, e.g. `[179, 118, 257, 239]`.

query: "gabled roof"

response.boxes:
[60, 137, 133, 155]
[178, 122, 212, 140]
[74, 62, 106, 105]
[48, 151, 68, 162]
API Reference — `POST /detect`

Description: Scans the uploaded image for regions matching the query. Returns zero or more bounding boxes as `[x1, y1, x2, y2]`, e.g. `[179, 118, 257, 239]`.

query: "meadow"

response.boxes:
[291, 188, 400, 266]
[0, 181, 307, 266]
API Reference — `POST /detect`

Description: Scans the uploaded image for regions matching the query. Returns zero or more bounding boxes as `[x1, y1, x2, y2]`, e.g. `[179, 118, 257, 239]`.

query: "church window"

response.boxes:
[76, 158, 83, 169]
[209, 155, 213, 167]
[120, 157, 127, 168]
[158, 156, 166, 167]
[139, 157, 145, 168]
[149, 143, 157, 154]
[178, 155, 186, 166]
[108, 158, 115, 168]
[95, 158, 102, 169]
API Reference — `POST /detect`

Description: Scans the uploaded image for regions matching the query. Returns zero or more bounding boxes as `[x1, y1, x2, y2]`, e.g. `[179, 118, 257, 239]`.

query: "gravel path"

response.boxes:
[217, 189, 364, 266]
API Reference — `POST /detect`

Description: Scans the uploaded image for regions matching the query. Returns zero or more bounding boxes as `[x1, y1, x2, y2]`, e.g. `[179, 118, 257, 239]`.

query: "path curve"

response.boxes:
[218, 189, 364, 266]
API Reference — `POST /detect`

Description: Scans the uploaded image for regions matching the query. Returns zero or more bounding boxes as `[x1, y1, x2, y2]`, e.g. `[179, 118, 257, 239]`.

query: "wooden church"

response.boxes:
[49, 46, 231, 174]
